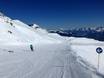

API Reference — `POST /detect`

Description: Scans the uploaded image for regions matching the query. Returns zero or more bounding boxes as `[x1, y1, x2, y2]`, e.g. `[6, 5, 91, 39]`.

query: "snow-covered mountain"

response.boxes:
[0, 12, 66, 45]
[0, 12, 104, 78]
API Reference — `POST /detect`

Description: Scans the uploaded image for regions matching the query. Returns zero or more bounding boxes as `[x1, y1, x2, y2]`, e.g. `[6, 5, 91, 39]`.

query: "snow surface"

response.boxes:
[0, 43, 101, 78]
[70, 37, 104, 75]
[0, 13, 104, 78]
[0, 15, 63, 44]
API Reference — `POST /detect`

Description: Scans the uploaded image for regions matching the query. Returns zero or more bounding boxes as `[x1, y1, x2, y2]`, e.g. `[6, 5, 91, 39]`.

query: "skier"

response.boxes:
[30, 44, 34, 51]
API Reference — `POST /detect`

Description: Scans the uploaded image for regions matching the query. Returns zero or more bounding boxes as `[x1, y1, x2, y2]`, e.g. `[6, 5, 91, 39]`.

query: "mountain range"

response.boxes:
[49, 27, 104, 41]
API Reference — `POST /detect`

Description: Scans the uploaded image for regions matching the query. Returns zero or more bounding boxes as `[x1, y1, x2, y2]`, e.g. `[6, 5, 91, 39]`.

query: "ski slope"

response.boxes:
[0, 12, 103, 78]
[0, 43, 101, 78]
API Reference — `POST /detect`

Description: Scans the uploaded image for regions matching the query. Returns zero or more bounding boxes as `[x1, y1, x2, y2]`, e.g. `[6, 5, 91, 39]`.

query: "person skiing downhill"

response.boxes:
[30, 44, 34, 51]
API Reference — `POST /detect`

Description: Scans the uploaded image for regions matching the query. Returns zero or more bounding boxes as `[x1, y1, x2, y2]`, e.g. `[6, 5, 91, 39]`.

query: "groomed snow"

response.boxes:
[0, 43, 101, 78]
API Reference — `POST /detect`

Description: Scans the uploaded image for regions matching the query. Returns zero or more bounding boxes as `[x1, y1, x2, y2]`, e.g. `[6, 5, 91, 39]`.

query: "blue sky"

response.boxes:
[0, 0, 104, 29]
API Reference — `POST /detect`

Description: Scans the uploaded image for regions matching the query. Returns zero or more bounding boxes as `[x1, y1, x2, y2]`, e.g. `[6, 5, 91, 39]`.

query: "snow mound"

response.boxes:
[31, 24, 40, 29]
[70, 37, 104, 75]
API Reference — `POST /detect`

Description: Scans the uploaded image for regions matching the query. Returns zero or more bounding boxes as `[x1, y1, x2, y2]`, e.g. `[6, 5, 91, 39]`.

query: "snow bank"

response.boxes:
[70, 37, 104, 74]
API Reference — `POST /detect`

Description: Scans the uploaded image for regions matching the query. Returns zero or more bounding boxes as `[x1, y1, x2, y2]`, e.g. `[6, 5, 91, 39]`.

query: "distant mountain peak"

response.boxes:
[29, 24, 40, 29]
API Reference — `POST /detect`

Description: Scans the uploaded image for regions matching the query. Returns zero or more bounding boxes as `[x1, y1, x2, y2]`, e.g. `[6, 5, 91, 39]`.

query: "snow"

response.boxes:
[0, 43, 101, 78]
[70, 37, 104, 75]
[0, 13, 103, 78]
[0, 16, 62, 44]
[31, 24, 40, 29]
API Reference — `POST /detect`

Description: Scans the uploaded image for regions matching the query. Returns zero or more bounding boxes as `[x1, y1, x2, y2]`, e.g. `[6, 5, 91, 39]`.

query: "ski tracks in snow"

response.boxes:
[0, 43, 102, 78]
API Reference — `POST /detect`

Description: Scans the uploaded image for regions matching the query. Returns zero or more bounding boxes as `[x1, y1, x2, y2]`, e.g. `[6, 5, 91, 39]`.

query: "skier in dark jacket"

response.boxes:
[30, 44, 34, 51]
